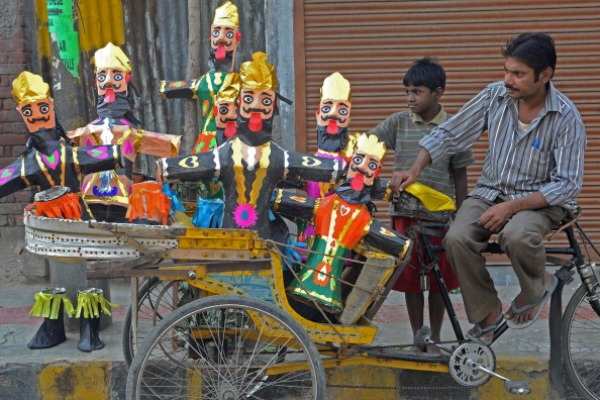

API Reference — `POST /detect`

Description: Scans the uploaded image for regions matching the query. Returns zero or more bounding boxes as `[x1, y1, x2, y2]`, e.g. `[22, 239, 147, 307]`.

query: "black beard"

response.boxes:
[209, 48, 234, 72]
[96, 92, 140, 125]
[334, 180, 372, 204]
[316, 125, 348, 153]
[236, 114, 273, 146]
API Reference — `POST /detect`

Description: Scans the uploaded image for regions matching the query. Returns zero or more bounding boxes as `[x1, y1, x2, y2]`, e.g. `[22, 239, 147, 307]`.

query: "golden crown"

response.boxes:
[213, 1, 239, 28]
[216, 73, 240, 103]
[93, 42, 132, 72]
[11, 71, 50, 106]
[354, 132, 386, 160]
[321, 72, 351, 102]
[239, 52, 278, 91]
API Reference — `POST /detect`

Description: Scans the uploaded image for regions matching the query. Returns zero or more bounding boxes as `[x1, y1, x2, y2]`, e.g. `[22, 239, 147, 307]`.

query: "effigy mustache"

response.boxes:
[320, 115, 346, 124]
[243, 107, 271, 115]
[28, 116, 50, 123]
[212, 39, 233, 47]
[99, 82, 121, 90]
[350, 165, 374, 178]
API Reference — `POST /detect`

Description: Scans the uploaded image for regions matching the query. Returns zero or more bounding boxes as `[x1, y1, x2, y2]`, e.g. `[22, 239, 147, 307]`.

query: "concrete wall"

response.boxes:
[0, 0, 44, 284]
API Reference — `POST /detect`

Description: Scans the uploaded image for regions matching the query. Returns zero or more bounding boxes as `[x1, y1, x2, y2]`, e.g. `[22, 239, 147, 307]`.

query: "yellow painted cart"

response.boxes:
[23, 211, 600, 400]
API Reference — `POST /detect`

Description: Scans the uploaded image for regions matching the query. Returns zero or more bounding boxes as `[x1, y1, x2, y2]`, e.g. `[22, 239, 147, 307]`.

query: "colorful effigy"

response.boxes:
[68, 43, 181, 222]
[2, 71, 122, 220]
[160, 0, 241, 153]
[274, 133, 409, 313]
[159, 52, 343, 240]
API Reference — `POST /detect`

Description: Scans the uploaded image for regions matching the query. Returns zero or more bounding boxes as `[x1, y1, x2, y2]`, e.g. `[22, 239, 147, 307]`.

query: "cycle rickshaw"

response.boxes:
[23, 207, 600, 400]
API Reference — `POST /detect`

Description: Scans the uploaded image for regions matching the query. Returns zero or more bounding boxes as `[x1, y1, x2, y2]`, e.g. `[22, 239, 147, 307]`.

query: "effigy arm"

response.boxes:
[285, 151, 343, 184]
[0, 157, 28, 199]
[76, 145, 122, 175]
[363, 219, 411, 261]
[159, 149, 219, 183]
[370, 178, 393, 201]
[271, 188, 316, 221]
[159, 79, 199, 99]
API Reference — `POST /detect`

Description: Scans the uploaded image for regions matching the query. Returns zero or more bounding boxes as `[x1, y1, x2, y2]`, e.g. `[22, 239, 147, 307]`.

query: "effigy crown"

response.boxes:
[11, 71, 50, 105]
[239, 52, 278, 91]
[213, 1, 240, 28]
[93, 42, 132, 73]
[321, 72, 351, 102]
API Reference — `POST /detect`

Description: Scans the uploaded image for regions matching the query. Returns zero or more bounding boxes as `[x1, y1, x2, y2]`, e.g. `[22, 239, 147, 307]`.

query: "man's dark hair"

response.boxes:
[402, 58, 446, 91]
[502, 32, 556, 79]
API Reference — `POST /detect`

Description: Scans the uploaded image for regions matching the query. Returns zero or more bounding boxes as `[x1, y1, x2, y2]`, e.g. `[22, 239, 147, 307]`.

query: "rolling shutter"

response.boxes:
[295, 0, 600, 251]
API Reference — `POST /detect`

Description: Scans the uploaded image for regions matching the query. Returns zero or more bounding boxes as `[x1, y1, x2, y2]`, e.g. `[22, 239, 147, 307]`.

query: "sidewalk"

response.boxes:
[0, 268, 585, 399]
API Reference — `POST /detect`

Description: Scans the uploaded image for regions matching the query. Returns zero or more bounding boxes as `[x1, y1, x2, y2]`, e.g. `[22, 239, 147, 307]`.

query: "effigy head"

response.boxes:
[317, 72, 351, 136]
[237, 52, 277, 145]
[347, 132, 386, 191]
[93, 42, 132, 103]
[215, 72, 240, 138]
[12, 71, 56, 133]
[210, 1, 241, 65]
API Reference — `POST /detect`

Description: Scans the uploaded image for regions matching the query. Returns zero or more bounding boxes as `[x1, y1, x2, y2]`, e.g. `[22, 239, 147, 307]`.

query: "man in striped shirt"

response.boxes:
[395, 32, 586, 343]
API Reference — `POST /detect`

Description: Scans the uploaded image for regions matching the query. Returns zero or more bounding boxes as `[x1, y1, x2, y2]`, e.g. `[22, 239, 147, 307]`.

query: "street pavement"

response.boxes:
[0, 266, 590, 399]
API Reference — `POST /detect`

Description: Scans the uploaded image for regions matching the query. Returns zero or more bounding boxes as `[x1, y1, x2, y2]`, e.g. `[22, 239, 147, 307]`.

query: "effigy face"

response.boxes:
[316, 99, 351, 136]
[17, 98, 56, 133]
[96, 67, 129, 102]
[215, 100, 238, 139]
[347, 152, 382, 191]
[238, 88, 275, 133]
[210, 24, 240, 63]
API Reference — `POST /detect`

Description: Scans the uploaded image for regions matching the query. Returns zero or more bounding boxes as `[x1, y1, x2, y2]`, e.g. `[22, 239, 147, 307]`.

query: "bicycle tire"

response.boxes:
[126, 295, 327, 400]
[562, 283, 600, 400]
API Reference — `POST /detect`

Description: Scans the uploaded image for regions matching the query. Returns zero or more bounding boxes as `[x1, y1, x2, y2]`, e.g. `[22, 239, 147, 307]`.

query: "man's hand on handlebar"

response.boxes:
[391, 170, 417, 193]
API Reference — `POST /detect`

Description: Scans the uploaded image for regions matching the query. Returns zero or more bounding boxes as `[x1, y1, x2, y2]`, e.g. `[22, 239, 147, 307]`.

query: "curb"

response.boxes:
[0, 357, 563, 400]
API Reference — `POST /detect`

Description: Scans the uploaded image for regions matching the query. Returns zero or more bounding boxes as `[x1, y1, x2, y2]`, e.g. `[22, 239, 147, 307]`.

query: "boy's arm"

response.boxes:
[449, 149, 473, 209]
[451, 167, 468, 209]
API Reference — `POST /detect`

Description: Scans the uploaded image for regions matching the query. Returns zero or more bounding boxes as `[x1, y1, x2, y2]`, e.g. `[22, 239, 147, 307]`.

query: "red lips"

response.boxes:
[248, 112, 263, 133]
[224, 121, 237, 138]
[215, 45, 227, 61]
[326, 119, 339, 135]
[350, 173, 365, 191]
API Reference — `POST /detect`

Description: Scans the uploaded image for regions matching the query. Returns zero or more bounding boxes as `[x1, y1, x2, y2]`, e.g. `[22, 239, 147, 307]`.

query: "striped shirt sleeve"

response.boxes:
[539, 113, 586, 205]
[420, 86, 492, 162]
[372, 113, 400, 150]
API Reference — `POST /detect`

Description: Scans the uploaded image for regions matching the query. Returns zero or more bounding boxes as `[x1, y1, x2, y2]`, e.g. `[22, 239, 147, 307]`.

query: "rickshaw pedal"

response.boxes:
[413, 326, 431, 350]
[504, 380, 531, 395]
[474, 363, 530, 395]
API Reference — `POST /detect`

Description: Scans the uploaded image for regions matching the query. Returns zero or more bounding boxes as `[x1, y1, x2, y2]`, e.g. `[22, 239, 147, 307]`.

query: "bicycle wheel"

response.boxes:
[122, 278, 201, 365]
[563, 283, 600, 400]
[126, 296, 326, 400]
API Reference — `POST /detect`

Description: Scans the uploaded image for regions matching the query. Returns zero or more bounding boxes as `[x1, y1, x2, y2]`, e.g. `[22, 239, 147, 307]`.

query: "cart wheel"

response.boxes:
[563, 283, 600, 400]
[126, 296, 326, 400]
[122, 278, 201, 365]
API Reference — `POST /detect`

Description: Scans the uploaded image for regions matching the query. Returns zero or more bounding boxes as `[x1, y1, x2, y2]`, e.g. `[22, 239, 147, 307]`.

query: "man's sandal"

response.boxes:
[466, 313, 504, 345]
[505, 275, 558, 330]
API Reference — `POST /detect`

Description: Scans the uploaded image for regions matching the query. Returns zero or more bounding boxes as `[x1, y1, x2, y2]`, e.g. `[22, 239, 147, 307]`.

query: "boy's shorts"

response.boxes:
[392, 216, 459, 293]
